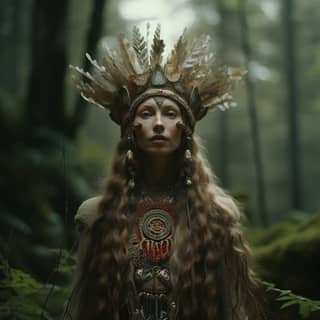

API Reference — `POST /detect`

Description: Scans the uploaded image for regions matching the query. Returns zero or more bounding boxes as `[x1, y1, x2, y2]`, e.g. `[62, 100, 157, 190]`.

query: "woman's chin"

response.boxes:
[143, 147, 178, 157]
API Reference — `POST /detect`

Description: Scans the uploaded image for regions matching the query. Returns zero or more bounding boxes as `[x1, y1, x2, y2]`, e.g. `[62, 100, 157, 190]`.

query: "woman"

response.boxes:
[65, 25, 264, 320]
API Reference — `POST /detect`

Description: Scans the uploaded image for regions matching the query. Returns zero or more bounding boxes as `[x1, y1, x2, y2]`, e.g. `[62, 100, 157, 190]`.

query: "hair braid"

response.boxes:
[76, 139, 138, 320]
[172, 134, 263, 320]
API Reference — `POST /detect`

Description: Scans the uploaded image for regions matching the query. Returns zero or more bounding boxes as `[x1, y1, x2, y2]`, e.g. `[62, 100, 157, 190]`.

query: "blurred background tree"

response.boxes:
[0, 0, 319, 319]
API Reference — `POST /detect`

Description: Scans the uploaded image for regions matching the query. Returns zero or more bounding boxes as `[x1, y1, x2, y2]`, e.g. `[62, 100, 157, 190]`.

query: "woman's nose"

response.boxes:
[153, 113, 164, 133]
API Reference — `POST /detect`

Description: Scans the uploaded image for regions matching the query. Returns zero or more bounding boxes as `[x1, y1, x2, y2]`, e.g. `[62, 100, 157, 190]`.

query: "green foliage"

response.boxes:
[0, 268, 51, 319]
[0, 92, 94, 277]
[0, 249, 75, 319]
[248, 212, 320, 299]
[48, 248, 76, 279]
[246, 213, 320, 319]
[263, 281, 320, 319]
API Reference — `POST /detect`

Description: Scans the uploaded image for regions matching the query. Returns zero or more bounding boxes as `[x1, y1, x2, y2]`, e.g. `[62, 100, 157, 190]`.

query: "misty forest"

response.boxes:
[0, 0, 320, 319]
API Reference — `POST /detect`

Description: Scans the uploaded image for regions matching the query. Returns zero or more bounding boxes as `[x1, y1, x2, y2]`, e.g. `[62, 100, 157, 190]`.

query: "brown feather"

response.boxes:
[150, 24, 165, 68]
[183, 34, 211, 79]
[132, 26, 149, 69]
[118, 33, 143, 74]
[118, 33, 135, 74]
[165, 29, 188, 80]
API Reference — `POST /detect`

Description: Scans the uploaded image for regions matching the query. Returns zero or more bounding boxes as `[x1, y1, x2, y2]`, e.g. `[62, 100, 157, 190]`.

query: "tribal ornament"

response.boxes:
[70, 24, 246, 130]
[136, 200, 175, 261]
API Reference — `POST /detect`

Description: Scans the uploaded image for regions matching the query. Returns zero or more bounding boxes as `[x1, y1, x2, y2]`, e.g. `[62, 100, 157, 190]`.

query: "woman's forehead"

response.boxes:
[137, 96, 180, 109]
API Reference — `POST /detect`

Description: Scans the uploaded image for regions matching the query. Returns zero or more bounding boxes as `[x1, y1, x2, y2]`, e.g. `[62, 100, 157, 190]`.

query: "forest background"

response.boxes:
[0, 0, 319, 319]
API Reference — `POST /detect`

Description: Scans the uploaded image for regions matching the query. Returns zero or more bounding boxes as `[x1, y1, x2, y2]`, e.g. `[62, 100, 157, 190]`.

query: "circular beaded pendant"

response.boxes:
[141, 209, 173, 241]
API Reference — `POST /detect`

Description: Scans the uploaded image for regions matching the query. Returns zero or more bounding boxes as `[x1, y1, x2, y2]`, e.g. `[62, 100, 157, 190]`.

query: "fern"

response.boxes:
[48, 248, 76, 277]
[263, 281, 320, 319]
[0, 249, 75, 319]
[0, 268, 51, 319]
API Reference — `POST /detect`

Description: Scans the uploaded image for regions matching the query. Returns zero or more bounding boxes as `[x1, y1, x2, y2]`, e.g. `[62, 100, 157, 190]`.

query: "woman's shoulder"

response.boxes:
[75, 196, 102, 230]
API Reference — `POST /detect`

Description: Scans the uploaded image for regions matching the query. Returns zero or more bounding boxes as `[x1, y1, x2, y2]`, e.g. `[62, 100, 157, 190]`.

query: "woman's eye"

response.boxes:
[140, 110, 152, 117]
[166, 110, 177, 118]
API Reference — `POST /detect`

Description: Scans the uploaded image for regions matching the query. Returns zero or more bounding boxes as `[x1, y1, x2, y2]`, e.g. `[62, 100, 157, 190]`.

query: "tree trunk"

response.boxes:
[237, 0, 269, 225]
[25, 0, 68, 135]
[216, 0, 230, 188]
[282, 0, 301, 210]
[68, 0, 108, 138]
[0, 0, 23, 96]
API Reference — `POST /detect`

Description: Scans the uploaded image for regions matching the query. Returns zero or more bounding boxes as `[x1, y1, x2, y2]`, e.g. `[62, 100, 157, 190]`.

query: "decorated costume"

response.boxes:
[64, 25, 262, 320]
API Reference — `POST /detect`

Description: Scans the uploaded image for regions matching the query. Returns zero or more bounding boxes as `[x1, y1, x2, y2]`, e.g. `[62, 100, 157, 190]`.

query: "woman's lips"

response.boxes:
[150, 135, 168, 141]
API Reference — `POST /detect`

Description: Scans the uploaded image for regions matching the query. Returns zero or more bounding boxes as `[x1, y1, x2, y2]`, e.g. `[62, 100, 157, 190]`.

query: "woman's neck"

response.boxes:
[140, 154, 178, 190]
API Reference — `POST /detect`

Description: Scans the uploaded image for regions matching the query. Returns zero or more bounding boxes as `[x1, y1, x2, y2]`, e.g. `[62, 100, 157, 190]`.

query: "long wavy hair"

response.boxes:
[71, 128, 264, 320]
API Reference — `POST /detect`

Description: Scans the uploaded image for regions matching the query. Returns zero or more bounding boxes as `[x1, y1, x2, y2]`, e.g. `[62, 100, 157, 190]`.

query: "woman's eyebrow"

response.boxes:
[138, 105, 155, 110]
[161, 102, 178, 108]
[161, 104, 180, 111]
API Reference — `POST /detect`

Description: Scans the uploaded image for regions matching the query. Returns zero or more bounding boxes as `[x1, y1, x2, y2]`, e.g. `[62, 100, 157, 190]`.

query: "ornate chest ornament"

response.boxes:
[127, 199, 177, 320]
[137, 200, 175, 261]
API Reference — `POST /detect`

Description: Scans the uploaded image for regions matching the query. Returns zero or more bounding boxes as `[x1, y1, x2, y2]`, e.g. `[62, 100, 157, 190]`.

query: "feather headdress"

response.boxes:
[70, 24, 246, 129]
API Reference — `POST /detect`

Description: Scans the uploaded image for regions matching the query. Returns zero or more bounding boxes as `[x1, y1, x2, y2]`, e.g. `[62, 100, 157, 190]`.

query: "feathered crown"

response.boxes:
[71, 24, 246, 130]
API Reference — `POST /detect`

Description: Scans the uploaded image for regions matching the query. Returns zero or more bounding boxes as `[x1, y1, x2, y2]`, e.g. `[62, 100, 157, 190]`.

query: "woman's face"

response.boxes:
[133, 97, 184, 156]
